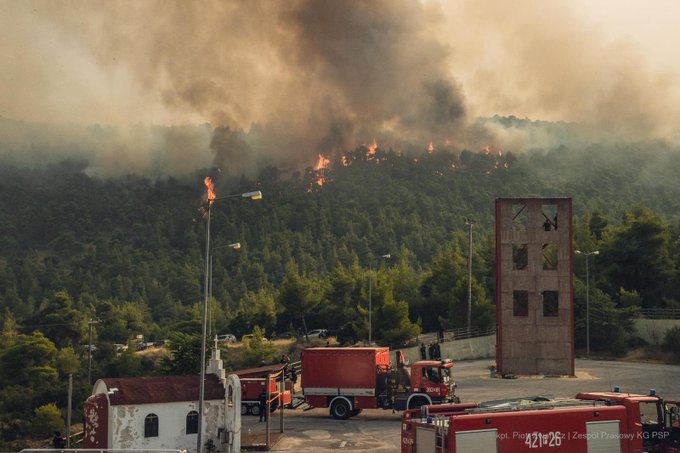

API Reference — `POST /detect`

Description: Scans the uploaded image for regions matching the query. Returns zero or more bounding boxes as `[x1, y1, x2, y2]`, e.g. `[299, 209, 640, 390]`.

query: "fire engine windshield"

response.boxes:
[424, 367, 450, 384]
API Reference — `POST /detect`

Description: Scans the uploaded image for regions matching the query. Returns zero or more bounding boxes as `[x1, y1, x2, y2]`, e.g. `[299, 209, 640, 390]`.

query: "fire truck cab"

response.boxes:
[388, 359, 458, 411]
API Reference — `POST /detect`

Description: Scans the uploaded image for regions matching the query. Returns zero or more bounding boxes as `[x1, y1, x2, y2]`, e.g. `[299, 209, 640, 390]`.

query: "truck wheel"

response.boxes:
[251, 404, 261, 416]
[350, 408, 362, 417]
[408, 397, 428, 410]
[241, 404, 248, 416]
[330, 399, 351, 420]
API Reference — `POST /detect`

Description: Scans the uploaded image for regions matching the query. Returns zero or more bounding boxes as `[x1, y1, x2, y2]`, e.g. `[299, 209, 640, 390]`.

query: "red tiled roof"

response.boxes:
[99, 374, 224, 406]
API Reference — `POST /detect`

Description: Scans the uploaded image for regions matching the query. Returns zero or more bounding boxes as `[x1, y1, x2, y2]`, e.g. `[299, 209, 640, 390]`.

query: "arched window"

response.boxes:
[186, 411, 199, 434]
[144, 413, 159, 438]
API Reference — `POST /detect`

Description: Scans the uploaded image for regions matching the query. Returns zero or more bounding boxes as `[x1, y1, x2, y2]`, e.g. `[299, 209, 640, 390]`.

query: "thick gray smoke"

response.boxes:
[2, 0, 679, 176]
[1, 1, 475, 176]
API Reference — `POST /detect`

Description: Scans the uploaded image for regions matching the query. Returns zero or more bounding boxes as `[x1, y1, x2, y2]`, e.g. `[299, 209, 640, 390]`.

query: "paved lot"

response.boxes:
[242, 358, 680, 452]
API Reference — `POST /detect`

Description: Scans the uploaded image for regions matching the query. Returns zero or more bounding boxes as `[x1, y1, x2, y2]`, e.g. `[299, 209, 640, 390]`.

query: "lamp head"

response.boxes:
[242, 191, 262, 200]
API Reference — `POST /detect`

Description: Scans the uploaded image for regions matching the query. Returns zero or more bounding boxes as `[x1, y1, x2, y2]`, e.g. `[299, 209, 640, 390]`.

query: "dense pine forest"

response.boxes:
[2, 132, 680, 446]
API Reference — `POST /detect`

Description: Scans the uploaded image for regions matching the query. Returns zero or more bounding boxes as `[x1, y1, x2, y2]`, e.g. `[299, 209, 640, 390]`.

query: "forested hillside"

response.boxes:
[2, 138, 680, 446]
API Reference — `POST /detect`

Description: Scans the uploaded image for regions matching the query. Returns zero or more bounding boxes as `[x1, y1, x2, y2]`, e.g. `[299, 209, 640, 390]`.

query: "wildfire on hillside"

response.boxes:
[315, 153, 330, 172]
[366, 138, 378, 157]
[307, 153, 331, 191]
[304, 141, 513, 192]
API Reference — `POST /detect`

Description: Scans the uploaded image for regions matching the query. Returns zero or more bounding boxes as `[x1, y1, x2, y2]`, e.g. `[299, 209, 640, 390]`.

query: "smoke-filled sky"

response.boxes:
[1, 0, 680, 176]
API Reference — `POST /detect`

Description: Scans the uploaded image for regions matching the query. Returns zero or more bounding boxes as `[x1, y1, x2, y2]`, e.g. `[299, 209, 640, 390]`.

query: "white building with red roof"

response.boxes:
[83, 349, 236, 452]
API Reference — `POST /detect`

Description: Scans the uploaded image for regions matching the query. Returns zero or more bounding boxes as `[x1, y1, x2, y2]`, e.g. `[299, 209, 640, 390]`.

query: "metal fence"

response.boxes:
[639, 308, 680, 320]
[417, 326, 496, 345]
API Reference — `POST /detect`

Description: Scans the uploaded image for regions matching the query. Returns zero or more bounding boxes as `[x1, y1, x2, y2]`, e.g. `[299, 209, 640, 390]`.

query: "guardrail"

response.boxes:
[639, 308, 680, 320]
[417, 326, 496, 344]
[444, 326, 497, 341]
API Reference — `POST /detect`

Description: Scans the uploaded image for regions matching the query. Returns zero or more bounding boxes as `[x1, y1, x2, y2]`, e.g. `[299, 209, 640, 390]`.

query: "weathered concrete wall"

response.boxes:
[496, 198, 574, 376]
[634, 319, 680, 344]
[111, 400, 224, 453]
[399, 334, 496, 364]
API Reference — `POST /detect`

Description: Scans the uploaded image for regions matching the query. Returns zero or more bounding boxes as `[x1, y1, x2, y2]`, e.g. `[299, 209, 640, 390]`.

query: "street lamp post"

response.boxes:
[368, 253, 391, 345]
[575, 250, 599, 358]
[464, 217, 475, 332]
[198, 189, 261, 453]
[208, 242, 241, 339]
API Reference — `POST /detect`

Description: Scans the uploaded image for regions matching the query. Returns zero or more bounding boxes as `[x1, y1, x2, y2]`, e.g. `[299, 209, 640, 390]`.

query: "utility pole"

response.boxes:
[87, 319, 98, 385]
[575, 250, 599, 358]
[464, 217, 475, 332]
[67, 374, 72, 448]
[368, 253, 391, 345]
[368, 261, 373, 345]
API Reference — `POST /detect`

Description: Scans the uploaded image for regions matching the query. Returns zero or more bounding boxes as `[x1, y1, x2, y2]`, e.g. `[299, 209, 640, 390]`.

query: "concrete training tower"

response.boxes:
[495, 197, 574, 376]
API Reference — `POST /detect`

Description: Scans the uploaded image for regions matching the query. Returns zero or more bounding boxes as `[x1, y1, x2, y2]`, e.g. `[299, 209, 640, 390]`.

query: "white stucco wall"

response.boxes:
[110, 399, 224, 453]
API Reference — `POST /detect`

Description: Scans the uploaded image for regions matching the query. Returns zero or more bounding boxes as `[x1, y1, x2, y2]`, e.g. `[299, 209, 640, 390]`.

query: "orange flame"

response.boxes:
[341, 155, 350, 167]
[204, 176, 216, 205]
[427, 141, 434, 153]
[310, 153, 331, 188]
[314, 153, 330, 170]
[483, 145, 491, 155]
[366, 138, 377, 157]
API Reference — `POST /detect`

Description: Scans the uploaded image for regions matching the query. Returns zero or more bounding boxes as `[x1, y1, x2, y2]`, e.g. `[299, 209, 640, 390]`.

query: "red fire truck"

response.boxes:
[240, 375, 292, 416]
[401, 389, 680, 452]
[301, 347, 459, 419]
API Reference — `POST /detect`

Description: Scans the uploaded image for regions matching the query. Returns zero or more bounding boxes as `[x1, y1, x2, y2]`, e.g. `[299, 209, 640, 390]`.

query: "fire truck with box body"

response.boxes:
[301, 347, 459, 419]
[401, 389, 680, 452]
[240, 375, 292, 416]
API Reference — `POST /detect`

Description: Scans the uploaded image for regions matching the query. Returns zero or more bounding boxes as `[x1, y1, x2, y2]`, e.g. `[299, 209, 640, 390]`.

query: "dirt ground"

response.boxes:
[240, 358, 680, 452]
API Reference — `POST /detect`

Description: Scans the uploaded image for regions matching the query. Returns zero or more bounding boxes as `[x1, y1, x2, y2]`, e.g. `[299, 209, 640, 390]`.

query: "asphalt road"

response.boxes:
[242, 358, 680, 452]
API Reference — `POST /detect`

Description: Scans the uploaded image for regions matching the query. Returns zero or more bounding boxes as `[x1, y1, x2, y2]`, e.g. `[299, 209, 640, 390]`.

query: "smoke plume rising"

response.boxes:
[1, 0, 679, 176]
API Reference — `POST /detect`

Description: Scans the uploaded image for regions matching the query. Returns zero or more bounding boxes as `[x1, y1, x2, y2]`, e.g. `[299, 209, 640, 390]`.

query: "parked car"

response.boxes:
[217, 334, 237, 343]
[272, 332, 296, 340]
[113, 343, 128, 352]
[306, 329, 328, 339]
[241, 334, 268, 343]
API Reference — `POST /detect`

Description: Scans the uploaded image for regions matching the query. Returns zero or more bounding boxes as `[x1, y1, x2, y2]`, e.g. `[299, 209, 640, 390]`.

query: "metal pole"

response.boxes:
[88, 320, 93, 385]
[279, 373, 284, 434]
[368, 262, 373, 345]
[467, 219, 473, 332]
[209, 254, 213, 340]
[266, 373, 271, 450]
[198, 204, 211, 453]
[586, 254, 590, 358]
[66, 374, 72, 448]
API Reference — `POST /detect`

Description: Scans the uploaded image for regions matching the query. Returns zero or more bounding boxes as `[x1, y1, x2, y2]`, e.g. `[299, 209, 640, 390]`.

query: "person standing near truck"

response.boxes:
[258, 391, 267, 422]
